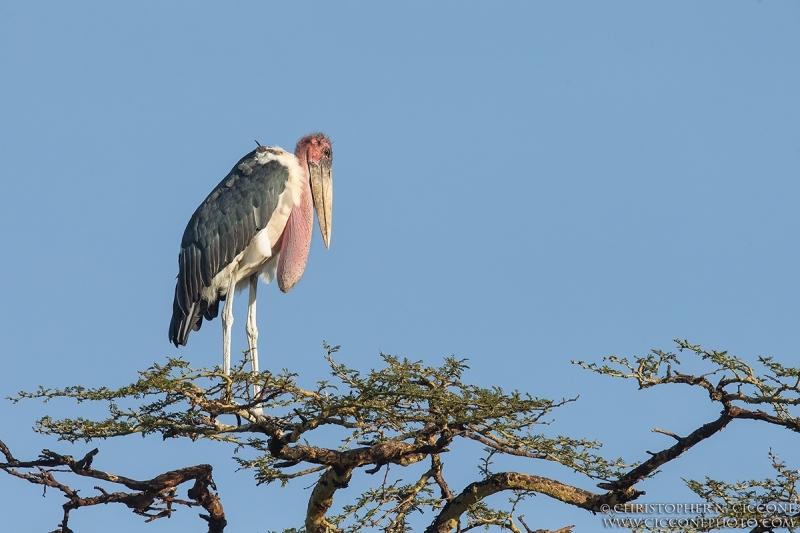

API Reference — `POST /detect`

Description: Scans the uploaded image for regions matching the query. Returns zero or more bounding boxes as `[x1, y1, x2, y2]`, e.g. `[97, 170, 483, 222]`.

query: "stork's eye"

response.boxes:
[323, 148, 331, 158]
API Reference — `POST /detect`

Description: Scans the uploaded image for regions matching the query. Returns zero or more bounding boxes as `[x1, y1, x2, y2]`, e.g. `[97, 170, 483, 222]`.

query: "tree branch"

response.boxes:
[306, 466, 354, 533]
[0, 440, 226, 533]
[604, 411, 734, 491]
[425, 472, 636, 533]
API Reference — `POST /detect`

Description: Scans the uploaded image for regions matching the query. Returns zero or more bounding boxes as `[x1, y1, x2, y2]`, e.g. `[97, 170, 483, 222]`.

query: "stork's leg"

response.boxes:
[222, 276, 237, 376]
[246, 274, 262, 398]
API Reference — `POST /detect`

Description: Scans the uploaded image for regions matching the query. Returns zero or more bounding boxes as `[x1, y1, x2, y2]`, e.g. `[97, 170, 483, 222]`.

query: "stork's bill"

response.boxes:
[309, 157, 333, 249]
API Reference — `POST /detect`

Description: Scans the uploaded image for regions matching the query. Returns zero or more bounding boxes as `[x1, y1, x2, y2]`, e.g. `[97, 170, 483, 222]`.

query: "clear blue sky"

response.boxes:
[1, 2, 798, 532]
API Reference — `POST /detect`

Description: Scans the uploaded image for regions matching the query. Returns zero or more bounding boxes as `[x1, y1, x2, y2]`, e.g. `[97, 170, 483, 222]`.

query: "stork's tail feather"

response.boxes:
[203, 299, 220, 320]
[169, 299, 196, 347]
[168, 290, 221, 347]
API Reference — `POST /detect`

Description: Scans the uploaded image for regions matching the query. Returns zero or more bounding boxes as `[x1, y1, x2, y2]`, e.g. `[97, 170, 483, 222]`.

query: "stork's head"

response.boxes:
[295, 133, 333, 249]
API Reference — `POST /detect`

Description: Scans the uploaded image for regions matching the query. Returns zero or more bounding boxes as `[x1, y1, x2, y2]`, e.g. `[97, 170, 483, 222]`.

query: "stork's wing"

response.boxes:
[169, 147, 299, 346]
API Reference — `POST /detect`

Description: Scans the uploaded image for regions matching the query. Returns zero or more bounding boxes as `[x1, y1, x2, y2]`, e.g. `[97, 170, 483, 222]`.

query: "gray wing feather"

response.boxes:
[169, 148, 291, 346]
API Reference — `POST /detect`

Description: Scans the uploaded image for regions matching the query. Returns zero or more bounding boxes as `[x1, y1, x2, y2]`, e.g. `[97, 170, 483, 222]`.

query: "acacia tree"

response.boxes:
[2, 340, 799, 533]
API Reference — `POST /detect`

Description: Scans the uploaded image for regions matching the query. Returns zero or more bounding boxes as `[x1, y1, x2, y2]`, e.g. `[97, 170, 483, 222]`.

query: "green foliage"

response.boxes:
[10, 344, 627, 532]
[574, 339, 800, 533]
[574, 339, 800, 427]
[683, 451, 800, 532]
[13, 347, 622, 479]
[6, 339, 800, 533]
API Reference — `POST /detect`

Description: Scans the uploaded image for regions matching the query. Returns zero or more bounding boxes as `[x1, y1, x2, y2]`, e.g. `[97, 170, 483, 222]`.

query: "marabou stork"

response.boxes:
[169, 133, 333, 378]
